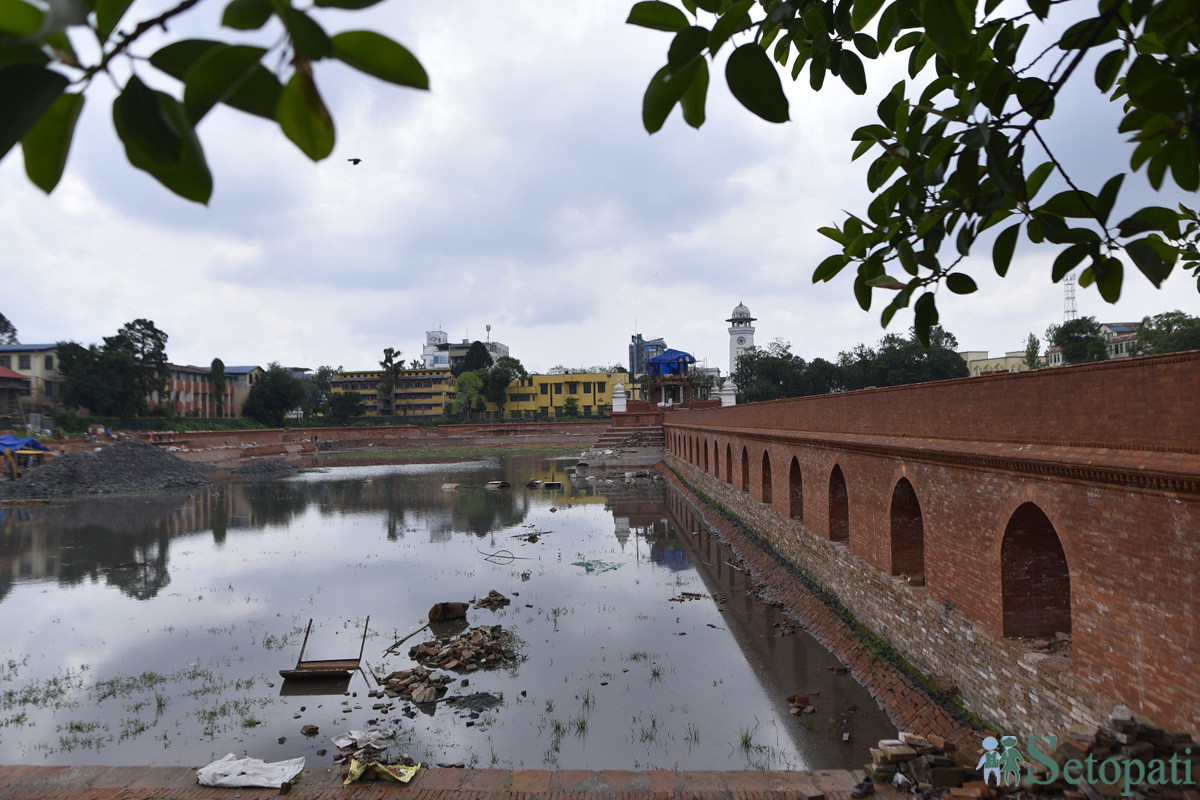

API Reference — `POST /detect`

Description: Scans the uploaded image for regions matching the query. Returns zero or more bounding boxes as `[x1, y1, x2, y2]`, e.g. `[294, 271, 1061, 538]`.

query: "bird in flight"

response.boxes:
[347, 158, 362, 165]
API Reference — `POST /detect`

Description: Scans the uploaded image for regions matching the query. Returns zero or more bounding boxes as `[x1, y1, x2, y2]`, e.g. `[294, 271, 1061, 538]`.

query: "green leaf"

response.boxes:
[852, 0, 888, 30]
[993, 222, 1019, 276]
[853, 275, 873, 310]
[1026, 161, 1055, 200]
[919, 0, 972, 56]
[1058, 15, 1118, 50]
[0, 63, 68, 161]
[725, 43, 789, 122]
[1016, 76, 1054, 119]
[314, 0, 387, 7]
[1117, 206, 1182, 238]
[813, 253, 848, 282]
[642, 61, 702, 133]
[113, 76, 185, 166]
[279, 7, 332, 60]
[114, 83, 212, 203]
[151, 39, 282, 119]
[1092, 256, 1123, 302]
[838, 50, 867, 95]
[278, 69, 335, 161]
[20, 91, 83, 193]
[668, 25, 709, 71]
[708, 1, 753, 54]
[1051, 243, 1089, 281]
[222, 0, 272, 30]
[913, 293, 938, 346]
[0, 0, 43, 36]
[946, 273, 977, 294]
[1095, 173, 1123, 226]
[1094, 48, 1125, 93]
[183, 45, 267, 124]
[150, 39, 224, 78]
[95, 0, 134, 42]
[1041, 190, 1097, 219]
[1125, 237, 1170, 286]
[332, 31, 429, 89]
[627, 1, 690, 32]
[680, 58, 709, 128]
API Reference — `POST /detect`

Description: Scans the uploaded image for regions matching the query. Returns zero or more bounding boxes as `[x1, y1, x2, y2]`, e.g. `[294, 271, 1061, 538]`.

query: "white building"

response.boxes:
[726, 303, 756, 375]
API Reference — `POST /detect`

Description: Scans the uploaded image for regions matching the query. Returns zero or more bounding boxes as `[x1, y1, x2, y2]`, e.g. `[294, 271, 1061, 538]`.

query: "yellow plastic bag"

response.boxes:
[343, 759, 421, 785]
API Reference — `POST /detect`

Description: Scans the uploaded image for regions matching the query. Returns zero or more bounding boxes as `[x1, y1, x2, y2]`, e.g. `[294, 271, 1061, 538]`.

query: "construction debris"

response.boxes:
[408, 625, 519, 672]
[380, 667, 452, 704]
[428, 601, 470, 622]
[474, 590, 511, 610]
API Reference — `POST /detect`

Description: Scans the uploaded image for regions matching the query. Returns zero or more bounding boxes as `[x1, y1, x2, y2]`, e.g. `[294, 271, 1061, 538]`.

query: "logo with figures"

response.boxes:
[977, 735, 1025, 787]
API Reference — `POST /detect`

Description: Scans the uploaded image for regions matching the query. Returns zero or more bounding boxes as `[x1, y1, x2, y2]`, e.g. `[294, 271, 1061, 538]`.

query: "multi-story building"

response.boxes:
[331, 368, 457, 417]
[222, 366, 264, 417]
[151, 364, 219, 417]
[959, 350, 1042, 375]
[502, 372, 630, 420]
[0, 344, 60, 426]
[1045, 321, 1141, 367]
[629, 334, 667, 376]
[421, 330, 510, 372]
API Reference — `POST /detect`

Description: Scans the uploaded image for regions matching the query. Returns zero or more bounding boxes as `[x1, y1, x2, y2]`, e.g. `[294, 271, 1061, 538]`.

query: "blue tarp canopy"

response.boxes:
[647, 349, 696, 377]
[0, 434, 49, 454]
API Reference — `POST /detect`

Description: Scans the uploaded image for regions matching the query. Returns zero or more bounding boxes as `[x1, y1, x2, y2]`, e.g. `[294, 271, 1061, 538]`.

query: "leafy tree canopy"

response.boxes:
[1024, 332, 1042, 370]
[0, 0, 428, 203]
[377, 348, 402, 414]
[1132, 309, 1200, 354]
[458, 341, 494, 375]
[482, 356, 528, 408]
[242, 362, 306, 426]
[0, 313, 16, 345]
[629, 0, 1200, 343]
[57, 318, 169, 416]
[1048, 316, 1109, 364]
[211, 357, 226, 417]
[453, 370, 486, 418]
[327, 388, 364, 422]
[300, 364, 340, 418]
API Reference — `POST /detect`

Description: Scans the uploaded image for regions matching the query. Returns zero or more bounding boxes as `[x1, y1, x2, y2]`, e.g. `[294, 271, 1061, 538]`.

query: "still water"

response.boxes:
[0, 454, 895, 769]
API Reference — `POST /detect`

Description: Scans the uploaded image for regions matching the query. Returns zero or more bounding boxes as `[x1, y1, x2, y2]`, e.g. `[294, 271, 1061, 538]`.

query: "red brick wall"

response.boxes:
[660, 353, 1200, 738]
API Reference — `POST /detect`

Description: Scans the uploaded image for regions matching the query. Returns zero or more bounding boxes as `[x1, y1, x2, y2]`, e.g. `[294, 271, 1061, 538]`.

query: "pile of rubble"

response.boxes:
[0, 438, 212, 498]
[474, 590, 511, 610]
[380, 666, 452, 704]
[408, 625, 518, 671]
[235, 458, 299, 476]
[866, 732, 965, 790]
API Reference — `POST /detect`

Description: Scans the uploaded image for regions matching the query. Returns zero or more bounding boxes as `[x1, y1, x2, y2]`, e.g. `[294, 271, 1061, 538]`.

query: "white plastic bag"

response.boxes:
[196, 753, 305, 788]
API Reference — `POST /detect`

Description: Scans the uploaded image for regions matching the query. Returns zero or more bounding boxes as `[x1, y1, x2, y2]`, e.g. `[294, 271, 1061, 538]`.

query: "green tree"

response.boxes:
[105, 318, 170, 408]
[1132, 310, 1200, 355]
[377, 348, 402, 415]
[301, 364, 339, 417]
[482, 355, 528, 410]
[1024, 333, 1042, 370]
[0, 0, 428, 203]
[629, 0, 1200, 342]
[732, 339, 810, 402]
[561, 395, 580, 418]
[241, 362, 305, 426]
[211, 358, 226, 418]
[57, 319, 169, 416]
[327, 389, 364, 422]
[457, 341, 494, 375]
[453, 370, 486, 420]
[1048, 316, 1109, 364]
[0, 313, 16, 345]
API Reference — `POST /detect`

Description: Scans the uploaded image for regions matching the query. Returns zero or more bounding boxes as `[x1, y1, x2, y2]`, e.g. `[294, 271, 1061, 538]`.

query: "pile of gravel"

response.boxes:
[0, 439, 213, 499]
[235, 458, 299, 476]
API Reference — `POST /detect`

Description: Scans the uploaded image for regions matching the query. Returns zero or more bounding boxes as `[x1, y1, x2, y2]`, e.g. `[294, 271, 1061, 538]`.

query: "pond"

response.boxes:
[0, 454, 896, 770]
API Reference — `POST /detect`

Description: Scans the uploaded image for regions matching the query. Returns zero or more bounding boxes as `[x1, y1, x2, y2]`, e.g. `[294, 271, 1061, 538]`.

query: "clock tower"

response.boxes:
[727, 302, 756, 375]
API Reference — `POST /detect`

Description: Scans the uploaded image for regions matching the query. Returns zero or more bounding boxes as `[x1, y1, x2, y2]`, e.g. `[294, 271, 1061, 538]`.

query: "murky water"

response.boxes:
[0, 455, 895, 769]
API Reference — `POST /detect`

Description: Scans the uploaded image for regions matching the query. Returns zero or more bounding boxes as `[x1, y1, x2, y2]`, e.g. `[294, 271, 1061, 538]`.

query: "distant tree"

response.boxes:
[453, 370, 486, 420]
[458, 341, 494, 375]
[1132, 311, 1200, 355]
[732, 339, 809, 403]
[562, 396, 580, 418]
[377, 347, 402, 415]
[242, 363, 306, 427]
[1024, 334, 1042, 371]
[482, 356, 528, 410]
[105, 319, 170, 409]
[301, 365, 340, 418]
[211, 358, 227, 418]
[327, 389, 365, 422]
[0, 313, 16, 345]
[838, 326, 966, 391]
[409, 358, 424, 370]
[1049, 317, 1110, 365]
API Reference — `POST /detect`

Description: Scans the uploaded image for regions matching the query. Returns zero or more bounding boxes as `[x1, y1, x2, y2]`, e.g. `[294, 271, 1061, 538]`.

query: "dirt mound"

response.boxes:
[0, 438, 213, 499]
[235, 458, 299, 476]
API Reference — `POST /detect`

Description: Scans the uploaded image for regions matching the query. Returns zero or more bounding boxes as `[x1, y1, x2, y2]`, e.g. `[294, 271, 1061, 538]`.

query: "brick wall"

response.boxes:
[660, 354, 1200, 739]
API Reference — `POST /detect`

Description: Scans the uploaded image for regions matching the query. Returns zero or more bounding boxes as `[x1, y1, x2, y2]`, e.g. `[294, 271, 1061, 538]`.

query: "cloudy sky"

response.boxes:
[3, 1, 1198, 376]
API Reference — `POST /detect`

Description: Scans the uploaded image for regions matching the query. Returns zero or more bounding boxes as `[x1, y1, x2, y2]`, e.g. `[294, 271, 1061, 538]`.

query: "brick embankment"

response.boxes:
[656, 465, 981, 761]
[0, 764, 881, 800]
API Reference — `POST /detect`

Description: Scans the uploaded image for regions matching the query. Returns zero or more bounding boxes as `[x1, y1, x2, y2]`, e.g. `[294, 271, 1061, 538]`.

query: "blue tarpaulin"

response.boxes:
[647, 349, 695, 377]
[0, 434, 49, 454]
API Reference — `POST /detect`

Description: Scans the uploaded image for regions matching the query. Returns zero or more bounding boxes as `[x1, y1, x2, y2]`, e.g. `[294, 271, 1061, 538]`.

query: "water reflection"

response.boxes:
[0, 455, 894, 769]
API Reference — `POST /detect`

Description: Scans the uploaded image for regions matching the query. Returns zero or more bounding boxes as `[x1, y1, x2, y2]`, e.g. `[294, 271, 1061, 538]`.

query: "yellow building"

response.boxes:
[331, 368, 457, 417]
[958, 350, 1044, 376]
[500, 372, 629, 420]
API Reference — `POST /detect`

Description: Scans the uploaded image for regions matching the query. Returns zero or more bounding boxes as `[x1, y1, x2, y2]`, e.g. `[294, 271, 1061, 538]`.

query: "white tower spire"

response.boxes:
[726, 302, 756, 375]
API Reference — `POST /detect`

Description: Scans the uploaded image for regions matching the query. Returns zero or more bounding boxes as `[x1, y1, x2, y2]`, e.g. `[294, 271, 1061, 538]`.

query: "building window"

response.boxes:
[583, 383, 592, 393]
[0, 355, 8, 368]
[18, 355, 31, 370]
[596, 382, 606, 393]
[44, 355, 54, 370]
[540, 384, 549, 395]
[567, 382, 578, 394]
[554, 383, 562, 395]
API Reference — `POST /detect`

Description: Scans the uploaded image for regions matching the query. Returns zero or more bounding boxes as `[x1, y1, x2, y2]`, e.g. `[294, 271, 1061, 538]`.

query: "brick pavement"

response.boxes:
[0, 765, 891, 800]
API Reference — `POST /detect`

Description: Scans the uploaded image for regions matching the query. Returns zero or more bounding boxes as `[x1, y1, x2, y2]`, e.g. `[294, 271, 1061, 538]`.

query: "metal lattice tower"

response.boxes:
[1064, 274, 1078, 322]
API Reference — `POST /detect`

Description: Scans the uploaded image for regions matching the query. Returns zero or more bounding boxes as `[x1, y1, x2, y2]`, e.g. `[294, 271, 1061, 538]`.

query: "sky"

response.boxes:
[3, 1, 1199, 376]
